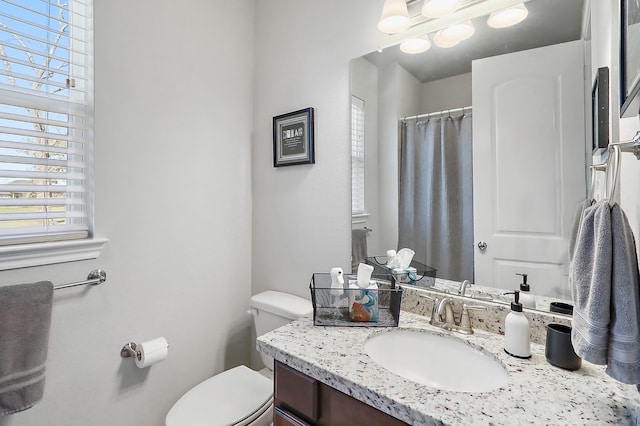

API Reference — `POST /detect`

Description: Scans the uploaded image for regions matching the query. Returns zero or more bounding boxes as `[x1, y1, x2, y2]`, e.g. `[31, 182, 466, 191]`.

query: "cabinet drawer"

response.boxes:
[275, 361, 318, 421]
[275, 407, 312, 426]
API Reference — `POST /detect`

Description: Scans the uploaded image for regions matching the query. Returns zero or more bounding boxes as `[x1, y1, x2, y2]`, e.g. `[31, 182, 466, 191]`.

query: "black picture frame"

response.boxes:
[620, 0, 640, 117]
[273, 107, 315, 167]
[592, 67, 609, 152]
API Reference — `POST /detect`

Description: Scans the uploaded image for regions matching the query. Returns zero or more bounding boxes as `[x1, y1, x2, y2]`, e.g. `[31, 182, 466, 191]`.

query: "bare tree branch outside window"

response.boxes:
[0, 0, 72, 230]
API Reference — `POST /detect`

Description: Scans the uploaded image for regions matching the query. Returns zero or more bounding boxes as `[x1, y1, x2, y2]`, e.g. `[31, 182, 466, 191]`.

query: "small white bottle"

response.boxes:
[516, 273, 536, 310]
[504, 290, 531, 359]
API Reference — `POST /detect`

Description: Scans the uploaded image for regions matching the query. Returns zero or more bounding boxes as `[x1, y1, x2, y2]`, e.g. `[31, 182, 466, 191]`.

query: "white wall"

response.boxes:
[251, 0, 385, 297]
[0, 1, 255, 425]
[351, 58, 382, 260]
[421, 72, 472, 113]
[376, 63, 423, 253]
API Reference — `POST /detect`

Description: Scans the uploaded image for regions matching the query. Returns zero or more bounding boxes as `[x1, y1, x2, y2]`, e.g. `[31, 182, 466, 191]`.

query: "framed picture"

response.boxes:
[592, 67, 609, 152]
[620, 0, 640, 117]
[273, 107, 315, 167]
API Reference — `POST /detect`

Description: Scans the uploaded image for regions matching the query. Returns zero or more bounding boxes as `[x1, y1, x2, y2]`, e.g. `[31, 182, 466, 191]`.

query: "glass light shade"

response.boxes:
[378, 0, 411, 34]
[433, 30, 460, 48]
[421, 0, 460, 18]
[400, 36, 432, 54]
[440, 20, 475, 42]
[487, 3, 529, 28]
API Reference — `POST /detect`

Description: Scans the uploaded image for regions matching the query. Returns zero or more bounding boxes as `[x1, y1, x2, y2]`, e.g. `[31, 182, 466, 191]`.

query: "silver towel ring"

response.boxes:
[588, 162, 607, 203]
[606, 145, 622, 207]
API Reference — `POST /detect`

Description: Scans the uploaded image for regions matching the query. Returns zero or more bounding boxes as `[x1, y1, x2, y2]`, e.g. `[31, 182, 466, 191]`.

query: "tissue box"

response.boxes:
[309, 273, 402, 327]
[348, 281, 379, 322]
[392, 267, 417, 284]
[364, 257, 437, 288]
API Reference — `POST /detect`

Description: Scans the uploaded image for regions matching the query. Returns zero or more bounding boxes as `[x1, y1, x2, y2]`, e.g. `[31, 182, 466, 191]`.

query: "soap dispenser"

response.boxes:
[504, 290, 531, 359]
[516, 273, 536, 310]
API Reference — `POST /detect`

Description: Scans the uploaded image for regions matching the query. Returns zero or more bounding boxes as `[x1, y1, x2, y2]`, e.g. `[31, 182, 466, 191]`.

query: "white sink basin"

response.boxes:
[364, 329, 508, 393]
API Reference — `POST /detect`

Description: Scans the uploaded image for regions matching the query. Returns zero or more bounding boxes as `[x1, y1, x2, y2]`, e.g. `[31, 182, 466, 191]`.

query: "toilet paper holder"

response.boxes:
[120, 342, 141, 361]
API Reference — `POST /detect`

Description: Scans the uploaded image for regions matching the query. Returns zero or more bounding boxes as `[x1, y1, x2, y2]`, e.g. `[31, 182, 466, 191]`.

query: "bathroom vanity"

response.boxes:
[274, 361, 405, 425]
[258, 310, 640, 425]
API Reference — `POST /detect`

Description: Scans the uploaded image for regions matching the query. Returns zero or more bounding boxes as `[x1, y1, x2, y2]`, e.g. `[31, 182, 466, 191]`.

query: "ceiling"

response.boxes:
[364, 0, 587, 83]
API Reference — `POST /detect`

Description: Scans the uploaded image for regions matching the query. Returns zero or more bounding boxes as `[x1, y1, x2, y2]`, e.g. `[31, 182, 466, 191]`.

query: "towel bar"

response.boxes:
[53, 269, 107, 290]
[610, 131, 640, 160]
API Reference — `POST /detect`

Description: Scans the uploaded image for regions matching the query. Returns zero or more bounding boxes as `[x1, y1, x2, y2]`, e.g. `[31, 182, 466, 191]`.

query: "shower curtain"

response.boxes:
[398, 113, 474, 283]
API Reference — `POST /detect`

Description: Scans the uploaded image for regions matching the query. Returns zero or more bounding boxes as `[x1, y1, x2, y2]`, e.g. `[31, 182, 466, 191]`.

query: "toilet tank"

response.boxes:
[250, 290, 313, 336]
[250, 291, 313, 369]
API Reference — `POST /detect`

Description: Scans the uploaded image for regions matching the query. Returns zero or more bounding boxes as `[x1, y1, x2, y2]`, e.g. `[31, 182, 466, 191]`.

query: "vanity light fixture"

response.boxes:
[378, 0, 411, 34]
[439, 20, 475, 42]
[400, 35, 432, 54]
[433, 29, 460, 48]
[487, 3, 529, 28]
[421, 0, 460, 18]
[377, 0, 531, 54]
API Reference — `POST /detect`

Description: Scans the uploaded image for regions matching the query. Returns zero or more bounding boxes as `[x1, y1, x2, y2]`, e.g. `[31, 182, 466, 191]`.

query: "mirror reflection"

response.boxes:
[350, 0, 588, 314]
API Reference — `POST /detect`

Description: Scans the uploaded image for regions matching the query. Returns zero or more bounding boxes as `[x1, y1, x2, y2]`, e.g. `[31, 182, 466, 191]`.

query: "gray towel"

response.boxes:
[569, 199, 593, 262]
[571, 201, 612, 365]
[605, 204, 640, 384]
[351, 228, 368, 273]
[0, 281, 53, 415]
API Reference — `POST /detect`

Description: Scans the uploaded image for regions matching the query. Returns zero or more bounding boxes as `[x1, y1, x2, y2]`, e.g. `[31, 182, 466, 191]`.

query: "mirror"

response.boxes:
[350, 0, 588, 314]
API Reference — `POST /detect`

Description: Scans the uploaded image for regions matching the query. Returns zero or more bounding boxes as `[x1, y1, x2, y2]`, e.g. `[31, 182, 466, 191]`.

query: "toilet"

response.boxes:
[165, 291, 313, 426]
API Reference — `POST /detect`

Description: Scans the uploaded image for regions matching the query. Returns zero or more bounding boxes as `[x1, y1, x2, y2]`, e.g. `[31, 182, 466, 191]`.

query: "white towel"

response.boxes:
[605, 204, 640, 384]
[570, 201, 612, 365]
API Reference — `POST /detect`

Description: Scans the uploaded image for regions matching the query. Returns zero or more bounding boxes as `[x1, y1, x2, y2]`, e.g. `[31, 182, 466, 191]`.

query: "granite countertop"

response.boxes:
[257, 310, 640, 425]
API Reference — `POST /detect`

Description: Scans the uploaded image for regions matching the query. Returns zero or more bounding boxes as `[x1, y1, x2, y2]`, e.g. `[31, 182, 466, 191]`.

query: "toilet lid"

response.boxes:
[166, 365, 273, 426]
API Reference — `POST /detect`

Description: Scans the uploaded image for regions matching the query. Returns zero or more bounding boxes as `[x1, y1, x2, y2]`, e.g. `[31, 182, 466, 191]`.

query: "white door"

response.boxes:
[472, 40, 586, 300]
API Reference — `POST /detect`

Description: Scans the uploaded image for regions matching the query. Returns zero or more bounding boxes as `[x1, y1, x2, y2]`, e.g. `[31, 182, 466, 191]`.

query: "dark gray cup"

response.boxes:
[545, 323, 581, 370]
[549, 302, 574, 315]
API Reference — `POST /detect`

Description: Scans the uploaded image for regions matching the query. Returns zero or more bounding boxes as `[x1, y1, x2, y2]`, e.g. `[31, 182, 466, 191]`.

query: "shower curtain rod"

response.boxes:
[401, 106, 472, 122]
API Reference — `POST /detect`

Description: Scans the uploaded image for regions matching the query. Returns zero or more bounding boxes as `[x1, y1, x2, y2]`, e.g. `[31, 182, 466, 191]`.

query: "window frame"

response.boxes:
[0, 0, 106, 270]
[351, 96, 367, 220]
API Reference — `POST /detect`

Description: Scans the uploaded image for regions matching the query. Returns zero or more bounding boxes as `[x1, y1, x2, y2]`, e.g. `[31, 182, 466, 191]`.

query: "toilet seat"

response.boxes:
[165, 365, 273, 426]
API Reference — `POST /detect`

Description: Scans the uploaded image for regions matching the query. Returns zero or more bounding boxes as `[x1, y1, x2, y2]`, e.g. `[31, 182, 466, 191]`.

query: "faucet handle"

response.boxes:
[462, 304, 487, 311]
[459, 304, 487, 334]
[419, 293, 438, 302]
[419, 294, 440, 325]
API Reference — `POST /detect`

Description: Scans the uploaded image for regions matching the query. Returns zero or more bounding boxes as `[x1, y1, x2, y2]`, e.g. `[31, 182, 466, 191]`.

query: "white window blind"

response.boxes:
[351, 96, 365, 216]
[0, 0, 93, 245]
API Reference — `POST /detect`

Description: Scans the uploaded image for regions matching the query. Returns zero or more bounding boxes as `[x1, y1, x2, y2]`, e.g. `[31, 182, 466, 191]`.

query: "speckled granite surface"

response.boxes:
[400, 284, 572, 345]
[257, 311, 640, 425]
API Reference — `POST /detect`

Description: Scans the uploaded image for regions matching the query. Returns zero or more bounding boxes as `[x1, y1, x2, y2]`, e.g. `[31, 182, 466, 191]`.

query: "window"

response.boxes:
[0, 0, 104, 268]
[0, 0, 93, 245]
[351, 96, 365, 217]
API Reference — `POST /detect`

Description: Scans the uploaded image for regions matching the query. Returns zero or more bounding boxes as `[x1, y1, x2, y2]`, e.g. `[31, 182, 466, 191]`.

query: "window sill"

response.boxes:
[0, 237, 109, 271]
[352, 213, 370, 224]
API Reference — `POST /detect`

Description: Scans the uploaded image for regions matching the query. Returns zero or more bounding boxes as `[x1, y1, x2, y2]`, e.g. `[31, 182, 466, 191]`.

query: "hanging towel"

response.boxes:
[605, 204, 640, 384]
[569, 199, 594, 262]
[0, 281, 53, 415]
[351, 228, 368, 273]
[571, 201, 612, 365]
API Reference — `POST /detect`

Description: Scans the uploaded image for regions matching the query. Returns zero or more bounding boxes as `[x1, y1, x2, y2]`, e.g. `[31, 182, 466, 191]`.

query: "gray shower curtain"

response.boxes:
[398, 113, 474, 283]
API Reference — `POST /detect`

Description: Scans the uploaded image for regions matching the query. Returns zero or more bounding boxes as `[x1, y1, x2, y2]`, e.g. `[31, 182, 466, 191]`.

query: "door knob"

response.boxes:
[477, 241, 487, 251]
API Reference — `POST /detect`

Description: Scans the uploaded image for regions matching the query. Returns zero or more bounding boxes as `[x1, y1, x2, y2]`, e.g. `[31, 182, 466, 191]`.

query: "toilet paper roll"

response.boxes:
[135, 337, 169, 368]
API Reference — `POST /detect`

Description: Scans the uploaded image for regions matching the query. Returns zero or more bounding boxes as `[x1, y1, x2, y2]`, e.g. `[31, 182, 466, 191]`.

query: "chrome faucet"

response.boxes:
[458, 279, 472, 296]
[419, 294, 486, 334]
[436, 297, 456, 326]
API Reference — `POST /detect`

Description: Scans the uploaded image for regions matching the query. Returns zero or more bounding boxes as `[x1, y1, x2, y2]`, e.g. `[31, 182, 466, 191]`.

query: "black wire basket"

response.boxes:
[309, 273, 402, 327]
